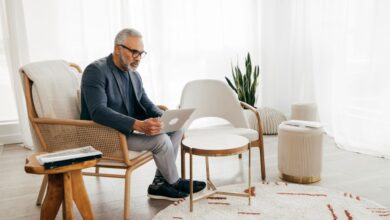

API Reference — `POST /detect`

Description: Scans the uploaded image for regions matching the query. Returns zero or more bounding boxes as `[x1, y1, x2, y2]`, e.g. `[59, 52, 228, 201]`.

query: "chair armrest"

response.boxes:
[157, 105, 168, 111]
[33, 118, 130, 163]
[240, 102, 264, 137]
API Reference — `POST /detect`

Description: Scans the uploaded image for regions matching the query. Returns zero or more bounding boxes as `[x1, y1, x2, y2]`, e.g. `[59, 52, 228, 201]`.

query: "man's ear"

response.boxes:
[114, 45, 120, 55]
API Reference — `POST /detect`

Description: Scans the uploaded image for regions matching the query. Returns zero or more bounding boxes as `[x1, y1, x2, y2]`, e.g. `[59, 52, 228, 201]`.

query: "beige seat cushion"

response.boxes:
[186, 124, 258, 142]
[97, 151, 152, 167]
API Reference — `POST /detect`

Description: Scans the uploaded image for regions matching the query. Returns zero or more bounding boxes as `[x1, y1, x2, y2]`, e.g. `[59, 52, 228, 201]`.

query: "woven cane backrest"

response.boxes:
[37, 123, 124, 160]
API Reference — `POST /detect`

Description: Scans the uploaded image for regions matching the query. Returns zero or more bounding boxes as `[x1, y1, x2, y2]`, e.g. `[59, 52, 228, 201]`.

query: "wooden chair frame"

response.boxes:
[22, 63, 159, 220]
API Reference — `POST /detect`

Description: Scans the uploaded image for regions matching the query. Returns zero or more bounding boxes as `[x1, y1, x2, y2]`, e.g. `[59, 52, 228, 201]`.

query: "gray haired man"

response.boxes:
[80, 28, 205, 201]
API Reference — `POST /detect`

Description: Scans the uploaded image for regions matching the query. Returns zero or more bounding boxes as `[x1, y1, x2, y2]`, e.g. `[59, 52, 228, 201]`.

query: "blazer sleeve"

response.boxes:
[81, 64, 135, 135]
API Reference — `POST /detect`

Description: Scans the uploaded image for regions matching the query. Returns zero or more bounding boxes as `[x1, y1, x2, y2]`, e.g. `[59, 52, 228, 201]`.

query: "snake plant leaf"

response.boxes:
[225, 52, 260, 107]
[225, 77, 237, 93]
[236, 66, 243, 86]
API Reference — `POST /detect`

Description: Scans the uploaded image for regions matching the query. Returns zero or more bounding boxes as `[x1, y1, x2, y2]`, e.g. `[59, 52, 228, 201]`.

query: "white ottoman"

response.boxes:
[291, 103, 318, 121]
[278, 122, 324, 184]
[244, 107, 286, 135]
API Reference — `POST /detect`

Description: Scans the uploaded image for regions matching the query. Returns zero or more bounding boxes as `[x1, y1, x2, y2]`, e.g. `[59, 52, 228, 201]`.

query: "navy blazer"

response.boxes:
[80, 54, 163, 135]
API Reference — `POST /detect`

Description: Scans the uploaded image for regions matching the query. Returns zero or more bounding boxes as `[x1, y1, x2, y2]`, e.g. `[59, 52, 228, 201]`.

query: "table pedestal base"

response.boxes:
[41, 170, 94, 220]
[189, 154, 252, 212]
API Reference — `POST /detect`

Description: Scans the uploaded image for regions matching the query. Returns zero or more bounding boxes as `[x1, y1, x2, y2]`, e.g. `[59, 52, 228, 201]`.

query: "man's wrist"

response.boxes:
[133, 120, 143, 132]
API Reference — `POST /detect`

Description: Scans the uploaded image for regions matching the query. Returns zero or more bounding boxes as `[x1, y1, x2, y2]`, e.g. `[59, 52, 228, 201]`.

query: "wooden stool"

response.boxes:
[25, 153, 97, 220]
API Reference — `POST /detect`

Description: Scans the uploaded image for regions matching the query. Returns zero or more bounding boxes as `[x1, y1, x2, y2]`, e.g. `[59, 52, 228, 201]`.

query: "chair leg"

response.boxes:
[36, 175, 48, 206]
[124, 168, 133, 220]
[259, 145, 266, 180]
[181, 145, 186, 179]
[238, 154, 242, 159]
[95, 167, 100, 174]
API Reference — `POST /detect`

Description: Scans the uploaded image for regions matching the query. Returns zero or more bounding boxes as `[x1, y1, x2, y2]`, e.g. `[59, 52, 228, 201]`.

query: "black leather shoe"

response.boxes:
[147, 183, 188, 201]
[173, 178, 206, 194]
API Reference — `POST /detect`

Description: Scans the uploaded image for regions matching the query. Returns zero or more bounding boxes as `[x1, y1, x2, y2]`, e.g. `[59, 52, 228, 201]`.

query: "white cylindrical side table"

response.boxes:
[291, 103, 318, 121]
[181, 134, 252, 212]
[278, 122, 324, 184]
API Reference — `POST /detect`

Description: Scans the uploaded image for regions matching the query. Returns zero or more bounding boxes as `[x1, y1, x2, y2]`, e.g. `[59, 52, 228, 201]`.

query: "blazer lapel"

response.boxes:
[108, 56, 130, 113]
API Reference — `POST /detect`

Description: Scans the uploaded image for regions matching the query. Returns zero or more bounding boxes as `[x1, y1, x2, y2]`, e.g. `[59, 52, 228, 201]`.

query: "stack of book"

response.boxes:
[36, 146, 102, 169]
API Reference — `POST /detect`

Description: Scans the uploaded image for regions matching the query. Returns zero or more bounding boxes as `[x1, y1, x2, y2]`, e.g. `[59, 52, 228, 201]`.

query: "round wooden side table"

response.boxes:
[25, 153, 98, 220]
[181, 134, 251, 212]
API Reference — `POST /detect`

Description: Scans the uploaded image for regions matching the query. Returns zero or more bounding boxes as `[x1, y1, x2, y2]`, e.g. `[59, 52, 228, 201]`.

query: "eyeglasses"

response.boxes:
[118, 44, 147, 59]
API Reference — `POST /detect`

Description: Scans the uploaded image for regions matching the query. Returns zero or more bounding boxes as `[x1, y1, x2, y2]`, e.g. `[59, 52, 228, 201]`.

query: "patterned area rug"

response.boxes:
[153, 182, 390, 220]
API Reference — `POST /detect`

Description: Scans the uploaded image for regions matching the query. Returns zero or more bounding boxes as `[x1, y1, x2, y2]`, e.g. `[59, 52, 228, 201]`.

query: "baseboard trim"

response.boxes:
[0, 120, 22, 145]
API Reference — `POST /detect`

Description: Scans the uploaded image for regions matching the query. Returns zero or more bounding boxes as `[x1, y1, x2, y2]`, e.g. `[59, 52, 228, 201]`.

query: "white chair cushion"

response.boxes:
[96, 151, 151, 167]
[185, 124, 259, 142]
[128, 150, 150, 160]
[22, 60, 80, 119]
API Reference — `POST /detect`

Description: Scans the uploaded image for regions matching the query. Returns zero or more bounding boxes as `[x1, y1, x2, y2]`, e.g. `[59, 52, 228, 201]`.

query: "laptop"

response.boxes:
[159, 108, 195, 133]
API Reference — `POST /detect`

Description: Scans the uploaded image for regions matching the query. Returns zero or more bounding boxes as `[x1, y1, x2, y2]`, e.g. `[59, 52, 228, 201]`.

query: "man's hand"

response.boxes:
[133, 118, 163, 136]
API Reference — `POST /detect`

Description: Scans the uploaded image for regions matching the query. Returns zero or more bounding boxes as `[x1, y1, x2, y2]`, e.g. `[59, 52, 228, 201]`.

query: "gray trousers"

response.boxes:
[126, 129, 183, 184]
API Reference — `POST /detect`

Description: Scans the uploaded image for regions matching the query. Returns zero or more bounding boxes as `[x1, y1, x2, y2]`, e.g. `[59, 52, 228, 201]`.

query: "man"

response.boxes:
[80, 28, 205, 201]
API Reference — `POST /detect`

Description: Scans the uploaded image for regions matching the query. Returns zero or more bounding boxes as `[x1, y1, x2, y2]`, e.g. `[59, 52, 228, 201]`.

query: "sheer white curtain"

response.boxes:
[122, 0, 261, 108]
[2, 0, 35, 148]
[5, 0, 260, 149]
[4, 0, 389, 156]
[261, 0, 390, 158]
[21, 0, 260, 108]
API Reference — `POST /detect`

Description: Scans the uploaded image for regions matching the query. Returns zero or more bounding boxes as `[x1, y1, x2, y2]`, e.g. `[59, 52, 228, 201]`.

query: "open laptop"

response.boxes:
[159, 108, 195, 133]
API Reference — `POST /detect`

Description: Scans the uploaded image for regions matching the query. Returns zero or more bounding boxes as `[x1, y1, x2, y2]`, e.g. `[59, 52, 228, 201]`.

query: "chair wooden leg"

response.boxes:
[259, 146, 266, 180]
[124, 168, 133, 220]
[238, 154, 242, 159]
[181, 145, 186, 179]
[95, 167, 100, 174]
[36, 175, 48, 206]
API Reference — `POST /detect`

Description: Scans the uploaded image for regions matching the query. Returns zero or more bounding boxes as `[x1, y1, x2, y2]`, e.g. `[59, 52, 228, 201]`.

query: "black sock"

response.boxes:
[171, 178, 182, 187]
[152, 175, 166, 185]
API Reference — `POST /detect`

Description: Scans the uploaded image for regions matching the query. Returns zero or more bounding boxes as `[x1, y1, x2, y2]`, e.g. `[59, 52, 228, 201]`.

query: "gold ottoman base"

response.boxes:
[280, 173, 321, 184]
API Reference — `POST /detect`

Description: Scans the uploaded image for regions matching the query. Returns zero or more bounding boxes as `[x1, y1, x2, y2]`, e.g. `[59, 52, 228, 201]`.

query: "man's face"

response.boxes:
[115, 36, 145, 72]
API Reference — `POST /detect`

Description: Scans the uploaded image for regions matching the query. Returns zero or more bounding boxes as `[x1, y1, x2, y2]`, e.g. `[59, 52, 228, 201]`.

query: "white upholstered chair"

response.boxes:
[179, 79, 266, 180]
[20, 60, 162, 220]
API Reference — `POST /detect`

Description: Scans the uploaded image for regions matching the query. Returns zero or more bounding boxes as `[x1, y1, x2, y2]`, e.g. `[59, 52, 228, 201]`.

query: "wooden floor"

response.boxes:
[1, 134, 389, 220]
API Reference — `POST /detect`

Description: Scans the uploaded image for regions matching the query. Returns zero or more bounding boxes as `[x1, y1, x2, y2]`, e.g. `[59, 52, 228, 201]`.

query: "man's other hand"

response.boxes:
[133, 118, 164, 136]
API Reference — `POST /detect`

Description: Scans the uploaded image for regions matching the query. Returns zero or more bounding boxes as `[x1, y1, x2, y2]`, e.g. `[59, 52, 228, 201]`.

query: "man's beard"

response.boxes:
[119, 52, 139, 72]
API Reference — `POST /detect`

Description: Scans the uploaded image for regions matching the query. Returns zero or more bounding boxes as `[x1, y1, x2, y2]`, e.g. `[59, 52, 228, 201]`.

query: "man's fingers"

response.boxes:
[145, 120, 162, 128]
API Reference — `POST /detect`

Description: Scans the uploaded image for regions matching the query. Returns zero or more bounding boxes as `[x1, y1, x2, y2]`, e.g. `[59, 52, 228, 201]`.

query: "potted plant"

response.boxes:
[225, 52, 260, 107]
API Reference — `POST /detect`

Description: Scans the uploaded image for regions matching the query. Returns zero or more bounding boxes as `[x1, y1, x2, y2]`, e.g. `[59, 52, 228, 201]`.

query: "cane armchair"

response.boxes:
[20, 60, 161, 220]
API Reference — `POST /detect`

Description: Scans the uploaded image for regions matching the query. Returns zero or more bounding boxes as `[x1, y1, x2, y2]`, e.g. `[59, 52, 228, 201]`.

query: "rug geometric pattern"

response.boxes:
[153, 182, 390, 220]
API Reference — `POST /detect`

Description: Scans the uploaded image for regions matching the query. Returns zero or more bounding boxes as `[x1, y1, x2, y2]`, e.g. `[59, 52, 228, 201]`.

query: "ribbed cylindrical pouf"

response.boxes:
[291, 103, 318, 121]
[244, 107, 286, 135]
[278, 122, 324, 184]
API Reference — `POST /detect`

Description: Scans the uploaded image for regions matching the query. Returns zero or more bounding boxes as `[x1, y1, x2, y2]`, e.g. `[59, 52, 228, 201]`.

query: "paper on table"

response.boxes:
[284, 120, 322, 128]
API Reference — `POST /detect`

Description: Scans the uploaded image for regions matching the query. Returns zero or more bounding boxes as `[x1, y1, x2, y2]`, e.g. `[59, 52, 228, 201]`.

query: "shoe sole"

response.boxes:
[147, 194, 187, 201]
